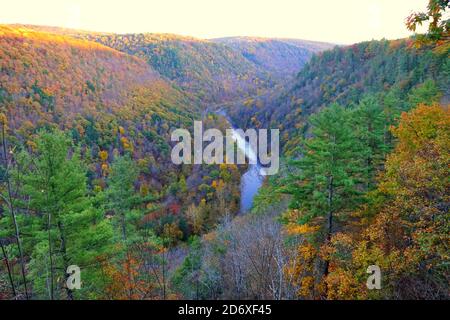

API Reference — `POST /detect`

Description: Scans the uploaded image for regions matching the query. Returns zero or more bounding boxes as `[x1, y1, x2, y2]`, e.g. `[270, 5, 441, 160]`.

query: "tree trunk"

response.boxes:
[1, 240, 17, 298]
[1, 123, 29, 299]
[323, 176, 334, 279]
[58, 221, 73, 300]
[47, 212, 54, 300]
[121, 212, 127, 241]
[162, 248, 166, 300]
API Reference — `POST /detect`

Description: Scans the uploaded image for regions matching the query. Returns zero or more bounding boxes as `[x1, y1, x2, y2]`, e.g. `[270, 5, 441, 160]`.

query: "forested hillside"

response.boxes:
[228, 39, 449, 151]
[0, 25, 199, 188]
[212, 37, 333, 79]
[0, 26, 243, 299]
[79, 33, 276, 104]
[15, 25, 332, 105]
[229, 12, 449, 299]
[0, 0, 448, 301]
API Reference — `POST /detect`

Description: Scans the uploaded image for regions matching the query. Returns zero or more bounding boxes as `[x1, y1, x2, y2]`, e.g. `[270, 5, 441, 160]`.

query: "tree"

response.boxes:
[23, 130, 85, 299]
[104, 155, 155, 299]
[407, 79, 441, 107]
[172, 236, 203, 299]
[406, 0, 449, 45]
[0, 113, 29, 299]
[325, 104, 449, 299]
[382, 86, 406, 146]
[23, 129, 113, 299]
[351, 95, 388, 190]
[282, 104, 364, 294]
[106, 155, 140, 242]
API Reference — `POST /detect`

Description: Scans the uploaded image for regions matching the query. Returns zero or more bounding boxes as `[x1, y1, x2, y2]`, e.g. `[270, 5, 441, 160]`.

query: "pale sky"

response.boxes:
[0, 0, 430, 44]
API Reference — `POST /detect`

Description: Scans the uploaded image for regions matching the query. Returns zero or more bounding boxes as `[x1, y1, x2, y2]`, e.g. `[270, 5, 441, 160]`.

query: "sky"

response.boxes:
[0, 0, 430, 44]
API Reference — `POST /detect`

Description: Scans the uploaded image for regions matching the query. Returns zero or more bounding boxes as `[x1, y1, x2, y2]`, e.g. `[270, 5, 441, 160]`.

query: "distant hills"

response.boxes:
[3, 24, 447, 155]
[0, 24, 335, 195]
[225, 38, 449, 153]
[8, 25, 334, 105]
[0, 25, 200, 190]
[212, 36, 334, 78]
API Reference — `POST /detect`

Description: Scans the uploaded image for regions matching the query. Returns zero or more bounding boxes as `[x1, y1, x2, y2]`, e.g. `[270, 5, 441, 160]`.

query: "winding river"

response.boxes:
[230, 126, 266, 213]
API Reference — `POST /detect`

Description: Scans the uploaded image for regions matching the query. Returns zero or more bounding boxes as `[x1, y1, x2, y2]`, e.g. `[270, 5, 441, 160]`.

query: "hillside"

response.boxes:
[0, 25, 199, 124]
[83, 33, 278, 104]
[212, 36, 334, 78]
[19, 26, 274, 105]
[0, 25, 204, 189]
[13, 25, 333, 105]
[227, 38, 449, 150]
[0, 26, 245, 299]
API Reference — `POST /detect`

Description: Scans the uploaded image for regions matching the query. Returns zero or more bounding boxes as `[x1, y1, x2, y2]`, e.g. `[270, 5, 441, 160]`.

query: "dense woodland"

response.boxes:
[227, 38, 449, 151]
[16, 25, 332, 105]
[0, 0, 449, 300]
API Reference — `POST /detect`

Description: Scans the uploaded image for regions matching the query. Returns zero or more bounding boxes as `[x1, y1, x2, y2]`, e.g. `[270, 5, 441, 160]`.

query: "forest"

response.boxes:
[0, 0, 448, 300]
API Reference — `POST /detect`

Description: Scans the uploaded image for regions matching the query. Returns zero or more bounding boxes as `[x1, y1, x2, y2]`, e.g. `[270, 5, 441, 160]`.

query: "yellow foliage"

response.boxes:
[26, 140, 37, 151]
[0, 113, 7, 126]
[99, 150, 109, 162]
[299, 276, 315, 297]
[101, 163, 109, 176]
[140, 184, 150, 196]
[286, 223, 320, 236]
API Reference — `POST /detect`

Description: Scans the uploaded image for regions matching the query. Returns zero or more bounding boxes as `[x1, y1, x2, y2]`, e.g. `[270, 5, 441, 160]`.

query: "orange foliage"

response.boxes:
[324, 104, 449, 300]
[102, 254, 152, 300]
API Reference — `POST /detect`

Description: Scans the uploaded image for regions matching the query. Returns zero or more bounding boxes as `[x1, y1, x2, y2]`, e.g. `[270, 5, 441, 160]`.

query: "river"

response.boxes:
[230, 126, 266, 213]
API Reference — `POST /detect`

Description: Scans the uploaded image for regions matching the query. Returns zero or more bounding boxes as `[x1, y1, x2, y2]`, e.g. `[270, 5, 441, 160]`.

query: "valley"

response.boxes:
[0, 0, 448, 301]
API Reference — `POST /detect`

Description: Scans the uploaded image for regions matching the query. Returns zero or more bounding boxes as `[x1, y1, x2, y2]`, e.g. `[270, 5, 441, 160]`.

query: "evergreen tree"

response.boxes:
[171, 236, 203, 299]
[408, 79, 441, 108]
[351, 95, 388, 190]
[105, 155, 141, 243]
[23, 130, 113, 299]
[382, 86, 406, 146]
[0, 114, 29, 299]
[283, 104, 364, 279]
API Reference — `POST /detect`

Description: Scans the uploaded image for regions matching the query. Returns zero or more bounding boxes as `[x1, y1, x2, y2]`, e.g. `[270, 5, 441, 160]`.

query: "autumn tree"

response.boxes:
[371, 104, 449, 298]
[406, 0, 449, 45]
[325, 104, 449, 299]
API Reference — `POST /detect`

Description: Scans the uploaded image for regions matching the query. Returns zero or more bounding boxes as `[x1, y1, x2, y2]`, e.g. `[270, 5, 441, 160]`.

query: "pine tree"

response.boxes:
[104, 155, 145, 299]
[23, 129, 114, 299]
[283, 104, 364, 281]
[408, 79, 441, 108]
[105, 155, 141, 243]
[351, 95, 388, 190]
[382, 86, 405, 147]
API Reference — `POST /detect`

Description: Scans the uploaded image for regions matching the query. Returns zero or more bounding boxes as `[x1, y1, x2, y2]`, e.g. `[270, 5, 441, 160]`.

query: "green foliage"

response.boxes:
[283, 104, 364, 223]
[351, 95, 389, 190]
[408, 79, 442, 106]
[105, 155, 142, 242]
[171, 236, 205, 299]
[19, 129, 114, 299]
[231, 39, 449, 150]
